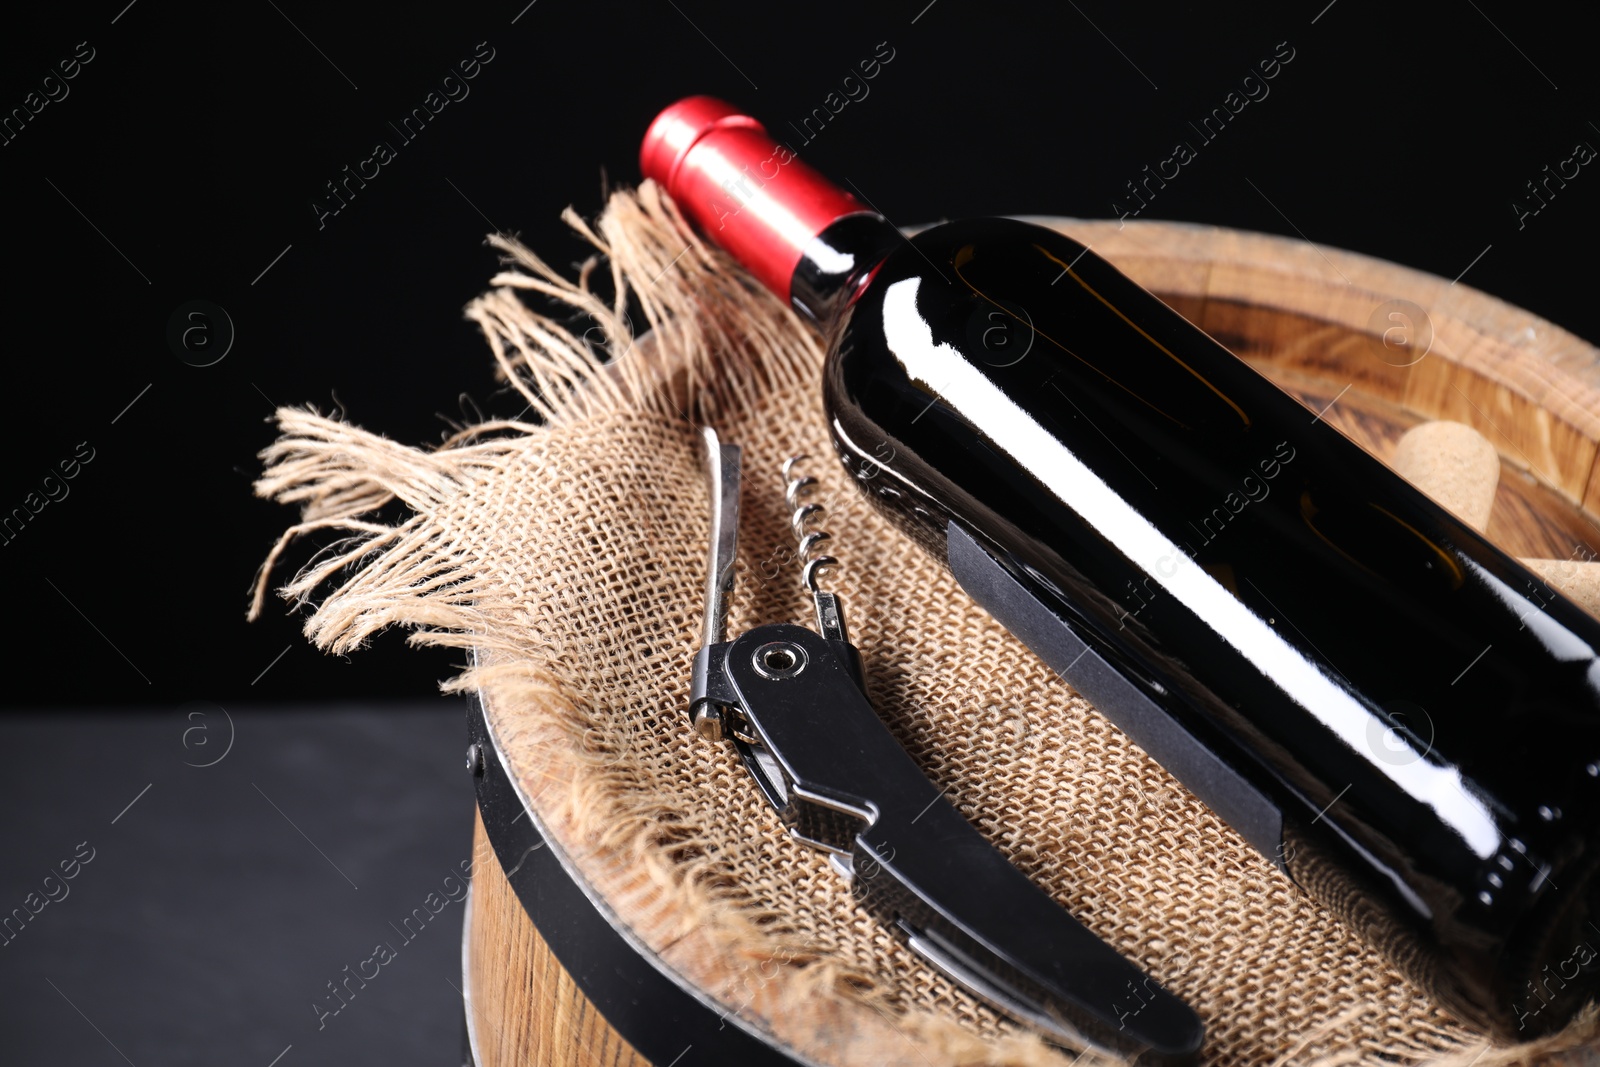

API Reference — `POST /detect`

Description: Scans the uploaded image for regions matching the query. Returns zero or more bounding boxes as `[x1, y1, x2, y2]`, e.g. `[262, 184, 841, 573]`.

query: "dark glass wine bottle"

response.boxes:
[641, 97, 1600, 1040]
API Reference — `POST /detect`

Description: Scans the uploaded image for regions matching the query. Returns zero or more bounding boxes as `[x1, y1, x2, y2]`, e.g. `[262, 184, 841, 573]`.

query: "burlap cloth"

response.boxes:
[252, 184, 1600, 1067]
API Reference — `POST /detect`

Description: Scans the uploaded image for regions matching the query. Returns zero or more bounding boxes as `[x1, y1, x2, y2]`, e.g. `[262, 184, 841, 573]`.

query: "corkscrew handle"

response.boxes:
[720, 622, 1205, 1066]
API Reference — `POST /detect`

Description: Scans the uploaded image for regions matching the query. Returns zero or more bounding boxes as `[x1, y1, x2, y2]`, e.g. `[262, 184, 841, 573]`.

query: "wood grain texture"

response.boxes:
[466, 219, 1600, 1066]
[465, 812, 649, 1067]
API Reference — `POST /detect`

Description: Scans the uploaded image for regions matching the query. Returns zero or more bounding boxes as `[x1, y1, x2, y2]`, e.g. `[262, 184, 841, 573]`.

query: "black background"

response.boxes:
[3, 0, 1598, 708]
[1, 1, 1596, 1064]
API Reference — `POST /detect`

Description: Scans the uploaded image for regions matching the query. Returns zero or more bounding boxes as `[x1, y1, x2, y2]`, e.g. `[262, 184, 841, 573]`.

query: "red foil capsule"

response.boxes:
[640, 96, 867, 304]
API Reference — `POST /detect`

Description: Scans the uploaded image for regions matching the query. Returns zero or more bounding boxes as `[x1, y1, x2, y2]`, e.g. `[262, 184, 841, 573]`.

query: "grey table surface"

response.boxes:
[0, 700, 473, 1066]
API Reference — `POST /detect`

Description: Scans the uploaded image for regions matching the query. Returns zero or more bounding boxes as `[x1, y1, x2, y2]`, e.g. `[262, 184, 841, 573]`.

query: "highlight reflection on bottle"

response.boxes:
[642, 96, 1600, 1039]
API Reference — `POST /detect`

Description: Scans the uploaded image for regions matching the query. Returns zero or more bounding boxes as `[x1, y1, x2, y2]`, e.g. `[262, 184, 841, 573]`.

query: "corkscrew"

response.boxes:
[783, 454, 848, 642]
[687, 426, 1204, 1066]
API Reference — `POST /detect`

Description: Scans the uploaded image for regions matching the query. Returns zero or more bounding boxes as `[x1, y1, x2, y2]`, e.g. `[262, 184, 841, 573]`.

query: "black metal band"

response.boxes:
[464, 691, 810, 1067]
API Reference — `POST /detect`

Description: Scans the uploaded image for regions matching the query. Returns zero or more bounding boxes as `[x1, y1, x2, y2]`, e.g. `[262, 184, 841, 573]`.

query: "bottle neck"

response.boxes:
[789, 212, 904, 324]
[640, 97, 902, 323]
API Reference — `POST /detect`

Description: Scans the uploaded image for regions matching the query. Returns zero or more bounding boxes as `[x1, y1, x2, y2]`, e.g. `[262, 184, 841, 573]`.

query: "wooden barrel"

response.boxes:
[459, 219, 1600, 1067]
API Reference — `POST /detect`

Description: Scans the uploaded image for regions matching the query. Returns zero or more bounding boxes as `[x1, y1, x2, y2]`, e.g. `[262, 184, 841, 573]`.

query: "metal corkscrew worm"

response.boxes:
[781, 454, 848, 644]
[783, 454, 838, 592]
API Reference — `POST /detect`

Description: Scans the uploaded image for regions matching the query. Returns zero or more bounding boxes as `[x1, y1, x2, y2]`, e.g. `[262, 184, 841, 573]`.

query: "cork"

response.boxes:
[1520, 558, 1600, 620]
[1391, 420, 1499, 533]
[1389, 419, 1600, 620]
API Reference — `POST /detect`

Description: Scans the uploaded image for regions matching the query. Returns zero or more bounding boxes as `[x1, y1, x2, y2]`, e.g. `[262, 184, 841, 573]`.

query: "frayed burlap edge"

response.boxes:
[249, 182, 1084, 1067]
[250, 181, 1600, 1067]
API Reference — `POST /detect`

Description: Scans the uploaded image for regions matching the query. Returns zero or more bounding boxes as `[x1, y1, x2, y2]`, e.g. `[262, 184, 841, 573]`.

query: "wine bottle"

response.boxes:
[640, 96, 1600, 1040]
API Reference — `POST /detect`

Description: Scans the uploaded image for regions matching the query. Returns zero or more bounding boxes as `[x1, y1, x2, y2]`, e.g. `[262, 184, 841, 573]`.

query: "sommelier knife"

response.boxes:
[686, 426, 1204, 1066]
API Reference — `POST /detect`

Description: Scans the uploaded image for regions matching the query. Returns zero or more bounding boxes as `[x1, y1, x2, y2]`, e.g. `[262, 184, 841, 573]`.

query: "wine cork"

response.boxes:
[1387, 419, 1600, 618]
[1520, 557, 1600, 620]
[1391, 420, 1499, 533]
